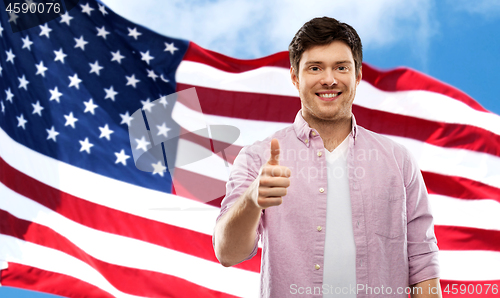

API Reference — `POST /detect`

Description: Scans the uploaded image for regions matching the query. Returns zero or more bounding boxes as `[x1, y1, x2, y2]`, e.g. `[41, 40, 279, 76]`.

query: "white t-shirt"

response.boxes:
[322, 135, 357, 297]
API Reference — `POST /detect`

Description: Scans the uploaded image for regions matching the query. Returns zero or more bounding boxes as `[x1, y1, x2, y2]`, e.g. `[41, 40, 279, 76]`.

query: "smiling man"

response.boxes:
[213, 17, 441, 298]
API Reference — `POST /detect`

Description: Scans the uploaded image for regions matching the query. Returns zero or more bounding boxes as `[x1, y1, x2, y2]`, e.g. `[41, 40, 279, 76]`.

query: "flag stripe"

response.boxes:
[0, 155, 261, 274]
[0, 186, 260, 297]
[176, 82, 500, 156]
[0, 262, 115, 298]
[434, 225, 500, 252]
[183, 43, 489, 113]
[0, 210, 241, 298]
[439, 250, 500, 280]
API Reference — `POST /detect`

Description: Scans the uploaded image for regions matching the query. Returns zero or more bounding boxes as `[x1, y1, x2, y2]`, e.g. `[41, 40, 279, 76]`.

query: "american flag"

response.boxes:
[0, 0, 499, 297]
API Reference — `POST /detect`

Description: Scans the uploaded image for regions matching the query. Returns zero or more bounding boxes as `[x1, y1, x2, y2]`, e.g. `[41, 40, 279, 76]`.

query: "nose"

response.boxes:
[320, 70, 337, 86]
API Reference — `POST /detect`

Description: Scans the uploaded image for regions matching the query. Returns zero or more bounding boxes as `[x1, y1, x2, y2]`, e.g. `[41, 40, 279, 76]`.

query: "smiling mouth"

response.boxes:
[316, 92, 342, 100]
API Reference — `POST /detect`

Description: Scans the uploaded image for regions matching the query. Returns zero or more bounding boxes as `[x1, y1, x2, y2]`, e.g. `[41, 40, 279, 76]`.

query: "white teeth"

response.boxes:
[318, 93, 340, 98]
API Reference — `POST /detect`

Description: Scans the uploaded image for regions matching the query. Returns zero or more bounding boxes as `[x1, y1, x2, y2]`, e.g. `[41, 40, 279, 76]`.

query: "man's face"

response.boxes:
[291, 40, 362, 122]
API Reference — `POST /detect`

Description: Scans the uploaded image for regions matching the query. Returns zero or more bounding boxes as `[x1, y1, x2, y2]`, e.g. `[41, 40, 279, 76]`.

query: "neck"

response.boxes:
[303, 112, 352, 151]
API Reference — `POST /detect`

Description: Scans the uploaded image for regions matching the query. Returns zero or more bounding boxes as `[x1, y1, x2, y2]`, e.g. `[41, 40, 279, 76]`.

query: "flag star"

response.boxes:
[0, 24, 3, 37]
[159, 95, 168, 108]
[140, 51, 154, 65]
[156, 122, 171, 138]
[99, 124, 114, 140]
[127, 27, 142, 40]
[110, 50, 125, 64]
[1, 101, 5, 113]
[74, 36, 88, 50]
[46, 126, 59, 142]
[125, 74, 140, 88]
[160, 74, 169, 83]
[80, 3, 94, 16]
[54, 48, 67, 64]
[64, 112, 78, 128]
[0, 64, 2, 76]
[98, 3, 108, 15]
[104, 86, 118, 101]
[114, 149, 130, 166]
[164, 42, 179, 55]
[135, 136, 151, 152]
[147, 69, 158, 81]
[16, 114, 27, 129]
[96, 26, 110, 39]
[60, 12, 73, 26]
[35, 61, 48, 77]
[39, 24, 52, 38]
[68, 73, 82, 89]
[79, 137, 94, 154]
[151, 161, 166, 176]
[8, 12, 19, 24]
[18, 75, 29, 90]
[6, 49, 15, 64]
[89, 60, 103, 75]
[5, 88, 14, 103]
[119, 111, 133, 126]
[49, 86, 63, 103]
[32, 101, 44, 116]
[83, 98, 98, 114]
[141, 98, 155, 113]
[21, 36, 33, 50]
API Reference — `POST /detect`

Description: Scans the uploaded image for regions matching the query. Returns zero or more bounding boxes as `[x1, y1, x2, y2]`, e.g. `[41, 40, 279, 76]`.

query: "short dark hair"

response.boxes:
[289, 17, 363, 76]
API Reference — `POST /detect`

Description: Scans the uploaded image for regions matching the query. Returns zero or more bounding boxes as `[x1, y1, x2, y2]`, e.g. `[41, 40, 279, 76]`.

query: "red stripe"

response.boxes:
[435, 225, 500, 252]
[0, 210, 240, 298]
[0, 156, 261, 274]
[440, 280, 500, 298]
[423, 171, 500, 203]
[0, 263, 114, 298]
[183, 42, 290, 73]
[183, 42, 488, 113]
[362, 64, 489, 113]
[177, 83, 500, 157]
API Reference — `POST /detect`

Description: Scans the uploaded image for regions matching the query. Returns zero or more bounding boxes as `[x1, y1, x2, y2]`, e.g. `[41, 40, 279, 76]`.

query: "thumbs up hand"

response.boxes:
[248, 138, 291, 209]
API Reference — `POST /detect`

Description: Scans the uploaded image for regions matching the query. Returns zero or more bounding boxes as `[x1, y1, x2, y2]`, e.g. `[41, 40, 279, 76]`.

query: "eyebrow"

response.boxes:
[304, 60, 353, 66]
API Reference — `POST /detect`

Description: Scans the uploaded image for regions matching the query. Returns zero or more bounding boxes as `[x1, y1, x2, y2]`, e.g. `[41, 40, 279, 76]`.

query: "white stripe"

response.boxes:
[177, 60, 500, 136]
[0, 184, 260, 298]
[173, 101, 290, 146]
[0, 234, 142, 298]
[0, 128, 219, 236]
[430, 195, 500, 231]
[386, 135, 500, 190]
[439, 250, 500, 281]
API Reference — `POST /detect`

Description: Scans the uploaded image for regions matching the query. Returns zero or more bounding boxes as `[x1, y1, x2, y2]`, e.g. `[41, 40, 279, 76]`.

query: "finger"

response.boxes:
[258, 196, 283, 208]
[260, 187, 288, 198]
[260, 177, 291, 187]
[262, 165, 291, 177]
[268, 138, 280, 165]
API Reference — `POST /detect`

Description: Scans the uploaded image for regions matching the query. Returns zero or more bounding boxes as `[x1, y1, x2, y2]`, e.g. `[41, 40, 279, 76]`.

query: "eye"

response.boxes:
[337, 66, 349, 72]
[309, 66, 321, 71]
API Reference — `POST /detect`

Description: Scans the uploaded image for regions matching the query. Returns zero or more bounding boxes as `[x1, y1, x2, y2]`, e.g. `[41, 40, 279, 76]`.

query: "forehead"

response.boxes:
[299, 40, 354, 65]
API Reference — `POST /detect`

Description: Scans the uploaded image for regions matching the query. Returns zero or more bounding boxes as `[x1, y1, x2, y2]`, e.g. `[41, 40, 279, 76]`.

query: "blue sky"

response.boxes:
[1, 0, 499, 297]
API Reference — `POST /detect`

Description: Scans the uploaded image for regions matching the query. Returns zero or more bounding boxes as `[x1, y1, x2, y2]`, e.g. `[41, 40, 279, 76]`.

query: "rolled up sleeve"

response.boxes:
[404, 151, 440, 285]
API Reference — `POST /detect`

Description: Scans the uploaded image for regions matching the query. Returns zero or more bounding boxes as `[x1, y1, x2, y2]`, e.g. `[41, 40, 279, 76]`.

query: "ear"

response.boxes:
[290, 67, 299, 90]
[356, 66, 362, 86]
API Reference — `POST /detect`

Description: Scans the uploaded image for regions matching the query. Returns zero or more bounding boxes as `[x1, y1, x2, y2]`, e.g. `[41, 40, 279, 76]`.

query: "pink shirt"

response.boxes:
[215, 111, 440, 298]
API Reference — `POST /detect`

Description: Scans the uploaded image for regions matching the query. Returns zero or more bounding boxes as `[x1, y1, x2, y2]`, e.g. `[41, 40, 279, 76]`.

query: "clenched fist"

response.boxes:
[248, 138, 291, 209]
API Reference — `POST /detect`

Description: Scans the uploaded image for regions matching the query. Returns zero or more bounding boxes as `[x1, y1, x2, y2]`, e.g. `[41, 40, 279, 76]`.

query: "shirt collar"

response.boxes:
[293, 110, 358, 146]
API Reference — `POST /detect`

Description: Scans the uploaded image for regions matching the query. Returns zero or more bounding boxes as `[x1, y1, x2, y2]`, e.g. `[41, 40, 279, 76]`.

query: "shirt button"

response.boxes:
[319, 187, 324, 193]
[315, 264, 321, 270]
[312, 131, 316, 136]
[305, 139, 309, 143]
[317, 226, 322, 232]
[317, 151, 322, 157]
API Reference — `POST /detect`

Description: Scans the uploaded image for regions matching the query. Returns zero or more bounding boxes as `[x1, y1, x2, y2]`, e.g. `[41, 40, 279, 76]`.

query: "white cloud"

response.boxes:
[101, 0, 437, 61]
[450, 0, 500, 17]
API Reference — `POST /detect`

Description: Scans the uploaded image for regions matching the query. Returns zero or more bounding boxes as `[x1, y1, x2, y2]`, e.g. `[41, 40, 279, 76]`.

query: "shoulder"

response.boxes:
[357, 125, 412, 159]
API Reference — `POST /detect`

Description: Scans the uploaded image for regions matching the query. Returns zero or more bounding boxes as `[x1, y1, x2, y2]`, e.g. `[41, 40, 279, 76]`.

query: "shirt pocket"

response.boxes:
[373, 192, 406, 239]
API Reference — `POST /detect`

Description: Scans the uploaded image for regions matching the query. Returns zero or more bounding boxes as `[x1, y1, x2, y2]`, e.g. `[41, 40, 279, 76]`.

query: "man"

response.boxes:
[213, 17, 441, 298]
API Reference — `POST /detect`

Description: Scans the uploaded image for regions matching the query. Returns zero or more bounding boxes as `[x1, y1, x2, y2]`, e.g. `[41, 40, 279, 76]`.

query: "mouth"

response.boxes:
[316, 92, 342, 101]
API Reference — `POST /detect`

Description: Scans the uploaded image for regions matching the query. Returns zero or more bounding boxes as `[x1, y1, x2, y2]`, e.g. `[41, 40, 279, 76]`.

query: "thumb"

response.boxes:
[268, 138, 280, 165]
